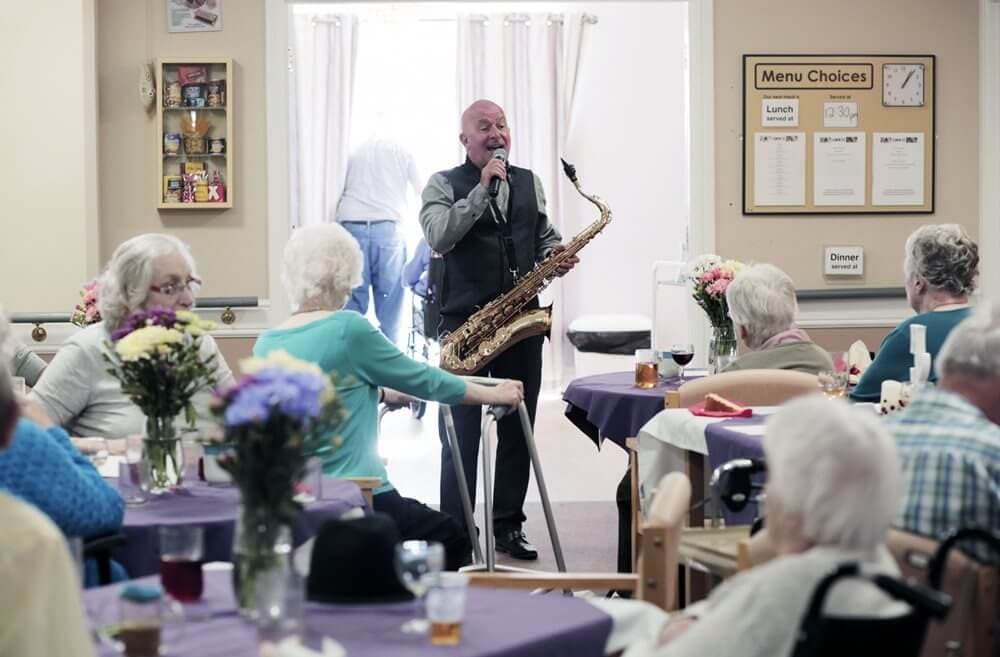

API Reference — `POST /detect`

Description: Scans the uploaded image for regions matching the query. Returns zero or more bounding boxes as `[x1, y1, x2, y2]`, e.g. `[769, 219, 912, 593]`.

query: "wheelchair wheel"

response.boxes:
[410, 400, 427, 420]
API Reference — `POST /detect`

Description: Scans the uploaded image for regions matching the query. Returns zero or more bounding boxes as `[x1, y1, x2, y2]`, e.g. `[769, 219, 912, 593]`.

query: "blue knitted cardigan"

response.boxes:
[0, 419, 124, 538]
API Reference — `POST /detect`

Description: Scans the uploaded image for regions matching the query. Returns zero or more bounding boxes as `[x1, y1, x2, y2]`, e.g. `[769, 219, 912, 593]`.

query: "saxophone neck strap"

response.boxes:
[488, 192, 520, 281]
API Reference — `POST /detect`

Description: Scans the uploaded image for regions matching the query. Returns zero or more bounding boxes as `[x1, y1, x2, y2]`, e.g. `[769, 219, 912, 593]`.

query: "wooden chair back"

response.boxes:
[665, 368, 820, 408]
[887, 528, 998, 657]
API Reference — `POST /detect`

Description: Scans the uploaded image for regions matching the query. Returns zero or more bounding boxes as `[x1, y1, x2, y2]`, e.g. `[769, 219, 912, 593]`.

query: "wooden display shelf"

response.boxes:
[156, 57, 233, 211]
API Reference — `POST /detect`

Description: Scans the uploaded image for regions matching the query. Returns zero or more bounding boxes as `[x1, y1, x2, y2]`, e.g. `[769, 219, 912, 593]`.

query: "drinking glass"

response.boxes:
[159, 525, 205, 604]
[634, 349, 658, 389]
[427, 573, 468, 646]
[118, 460, 149, 506]
[394, 540, 445, 634]
[818, 371, 849, 399]
[670, 344, 695, 379]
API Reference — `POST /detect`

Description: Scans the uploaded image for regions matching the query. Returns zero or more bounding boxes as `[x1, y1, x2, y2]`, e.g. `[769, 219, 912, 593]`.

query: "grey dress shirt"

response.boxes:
[419, 170, 562, 258]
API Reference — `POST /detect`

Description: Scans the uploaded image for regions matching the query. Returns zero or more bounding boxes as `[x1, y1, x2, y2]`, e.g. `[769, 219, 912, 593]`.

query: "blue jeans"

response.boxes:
[341, 220, 406, 344]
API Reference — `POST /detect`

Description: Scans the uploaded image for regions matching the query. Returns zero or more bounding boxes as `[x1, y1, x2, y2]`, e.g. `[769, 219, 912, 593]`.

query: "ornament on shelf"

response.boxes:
[182, 173, 198, 203]
[208, 170, 226, 202]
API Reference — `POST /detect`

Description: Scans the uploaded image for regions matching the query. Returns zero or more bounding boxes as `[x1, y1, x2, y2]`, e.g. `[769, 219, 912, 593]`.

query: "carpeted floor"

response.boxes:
[492, 501, 619, 574]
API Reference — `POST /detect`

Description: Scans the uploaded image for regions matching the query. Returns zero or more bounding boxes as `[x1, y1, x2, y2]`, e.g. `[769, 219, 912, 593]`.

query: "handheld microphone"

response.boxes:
[488, 148, 507, 198]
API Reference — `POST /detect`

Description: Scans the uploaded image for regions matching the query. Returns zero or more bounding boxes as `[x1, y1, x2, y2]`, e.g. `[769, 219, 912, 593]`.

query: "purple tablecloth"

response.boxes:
[114, 478, 366, 577]
[705, 417, 767, 526]
[86, 570, 613, 657]
[563, 371, 695, 450]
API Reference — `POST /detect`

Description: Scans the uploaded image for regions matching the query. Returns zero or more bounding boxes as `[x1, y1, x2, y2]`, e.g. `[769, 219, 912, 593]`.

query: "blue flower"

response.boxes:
[222, 367, 328, 428]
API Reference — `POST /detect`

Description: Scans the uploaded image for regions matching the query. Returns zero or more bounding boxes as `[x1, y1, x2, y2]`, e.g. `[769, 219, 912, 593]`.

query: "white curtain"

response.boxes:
[456, 13, 487, 129]
[290, 14, 358, 228]
[451, 12, 591, 388]
[491, 13, 591, 388]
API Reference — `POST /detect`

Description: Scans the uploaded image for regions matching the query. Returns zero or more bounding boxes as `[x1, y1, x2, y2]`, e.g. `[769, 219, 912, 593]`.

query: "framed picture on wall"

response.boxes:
[166, 0, 223, 33]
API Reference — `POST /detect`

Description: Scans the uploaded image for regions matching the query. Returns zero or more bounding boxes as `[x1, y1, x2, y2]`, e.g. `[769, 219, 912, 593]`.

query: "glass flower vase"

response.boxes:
[142, 414, 183, 494]
[232, 505, 292, 620]
[708, 323, 738, 374]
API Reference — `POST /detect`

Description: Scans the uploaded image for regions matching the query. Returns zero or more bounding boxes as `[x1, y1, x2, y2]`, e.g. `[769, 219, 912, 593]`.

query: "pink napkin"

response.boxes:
[688, 401, 753, 418]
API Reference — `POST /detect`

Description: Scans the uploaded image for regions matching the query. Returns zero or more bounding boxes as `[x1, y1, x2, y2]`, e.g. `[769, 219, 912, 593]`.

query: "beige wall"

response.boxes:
[714, 0, 979, 290]
[96, 0, 268, 299]
[0, 0, 98, 312]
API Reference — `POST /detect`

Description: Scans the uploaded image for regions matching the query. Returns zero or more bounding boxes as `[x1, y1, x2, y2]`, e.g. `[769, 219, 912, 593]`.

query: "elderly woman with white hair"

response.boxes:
[31, 233, 234, 437]
[723, 263, 833, 374]
[254, 223, 524, 570]
[850, 224, 977, 401]
[620, 396, 904, 657]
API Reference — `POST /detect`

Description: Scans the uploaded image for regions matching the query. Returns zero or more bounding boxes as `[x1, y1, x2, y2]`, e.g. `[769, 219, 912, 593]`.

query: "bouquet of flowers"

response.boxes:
[208, 350, 344, 615]
[686, 255, 745, 371]
[70, 279, 102, 327]
[104, 307, 218, 491]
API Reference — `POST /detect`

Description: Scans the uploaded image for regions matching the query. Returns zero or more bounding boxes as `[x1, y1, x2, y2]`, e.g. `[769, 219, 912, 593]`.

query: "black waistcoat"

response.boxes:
[439, 159, 540, 321]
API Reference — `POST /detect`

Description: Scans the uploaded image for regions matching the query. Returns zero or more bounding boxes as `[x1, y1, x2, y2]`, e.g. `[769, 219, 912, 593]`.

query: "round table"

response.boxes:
[563, 371, 705, 450]
[112, 478, 366, 577]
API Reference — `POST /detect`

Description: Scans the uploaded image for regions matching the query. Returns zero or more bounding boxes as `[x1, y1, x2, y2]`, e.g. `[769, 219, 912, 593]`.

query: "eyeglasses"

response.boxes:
[149, 276, 202, 297]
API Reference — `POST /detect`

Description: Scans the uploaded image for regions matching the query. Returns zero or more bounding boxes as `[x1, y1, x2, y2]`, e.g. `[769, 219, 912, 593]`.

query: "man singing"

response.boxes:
[419, 99, 578, 560]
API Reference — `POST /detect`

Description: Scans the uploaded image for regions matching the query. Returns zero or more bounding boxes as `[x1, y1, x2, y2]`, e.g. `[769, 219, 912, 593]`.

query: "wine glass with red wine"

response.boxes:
[159, 525, 205, 606]
[670, 344, 695, 379]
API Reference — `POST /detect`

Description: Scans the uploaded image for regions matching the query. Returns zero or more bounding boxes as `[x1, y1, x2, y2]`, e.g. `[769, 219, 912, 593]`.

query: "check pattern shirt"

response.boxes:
[885, 387, 1000, 563]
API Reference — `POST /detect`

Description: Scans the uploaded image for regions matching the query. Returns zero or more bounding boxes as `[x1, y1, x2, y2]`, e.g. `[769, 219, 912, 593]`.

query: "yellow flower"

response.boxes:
[175, 310, 215, 336]
[240, 349, 323, 377]
[240, 350, 336, 401]
[115, 326, 183, 362]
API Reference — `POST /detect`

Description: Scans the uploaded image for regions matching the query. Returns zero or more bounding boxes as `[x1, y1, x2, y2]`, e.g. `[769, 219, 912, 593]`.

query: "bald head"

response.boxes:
[459, 99, 511, 169]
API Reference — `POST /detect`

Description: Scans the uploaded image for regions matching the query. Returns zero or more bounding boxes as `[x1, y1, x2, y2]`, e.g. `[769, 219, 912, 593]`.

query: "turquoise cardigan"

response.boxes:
[253, 311, 467, 494]
[849, 308, 971, 402]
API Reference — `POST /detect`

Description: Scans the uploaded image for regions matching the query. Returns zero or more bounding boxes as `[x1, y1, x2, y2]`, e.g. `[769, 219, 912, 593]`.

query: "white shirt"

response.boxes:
[621, 545, 905, 657]
[31, 322, 235, 438]
[0, 491, 96, 657]
[336, 137, 422, 222]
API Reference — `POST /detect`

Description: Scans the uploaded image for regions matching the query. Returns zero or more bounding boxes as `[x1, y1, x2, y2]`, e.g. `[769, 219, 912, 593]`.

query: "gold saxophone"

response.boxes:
[439, 159, 612, 375]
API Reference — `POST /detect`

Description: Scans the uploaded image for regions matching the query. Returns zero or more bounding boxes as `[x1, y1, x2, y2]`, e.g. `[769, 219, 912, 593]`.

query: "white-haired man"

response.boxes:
[887, 305, 1000, 562]
[724, 263, 832, 374]
[0, 339, 97, 656]
[619, 397, 903, 657]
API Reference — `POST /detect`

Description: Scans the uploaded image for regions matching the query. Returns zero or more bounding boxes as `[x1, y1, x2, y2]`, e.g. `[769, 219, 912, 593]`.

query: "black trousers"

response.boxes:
[372, 489, 472, 571]
[438, 333, 543, 533]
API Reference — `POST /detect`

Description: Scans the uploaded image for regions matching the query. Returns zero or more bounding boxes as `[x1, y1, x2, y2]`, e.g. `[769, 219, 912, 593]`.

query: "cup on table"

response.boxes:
[10, 376, 25, 395]
[118, 460, 149, 506]
[181, 439, 203, 484]
[201, 444, 232, 485]
[426, 572, 468, 646]
[159, 525, 205, 603]
[817, 370, 849, 399]
[125, 434, 144, 465]
[118, 584, 165, 657]
[634, 349, 658, 389]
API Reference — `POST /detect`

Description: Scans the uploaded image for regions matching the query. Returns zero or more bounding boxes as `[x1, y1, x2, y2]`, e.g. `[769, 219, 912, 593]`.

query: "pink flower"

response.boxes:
[707, 279, 730, 296]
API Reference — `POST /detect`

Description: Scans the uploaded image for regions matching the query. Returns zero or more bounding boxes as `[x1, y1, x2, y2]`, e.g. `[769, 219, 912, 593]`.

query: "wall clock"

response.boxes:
[883, 63, 925, 107]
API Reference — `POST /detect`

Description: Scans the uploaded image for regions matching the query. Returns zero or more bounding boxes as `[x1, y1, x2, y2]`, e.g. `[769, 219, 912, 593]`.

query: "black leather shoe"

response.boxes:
[494, 529, 538, 560]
